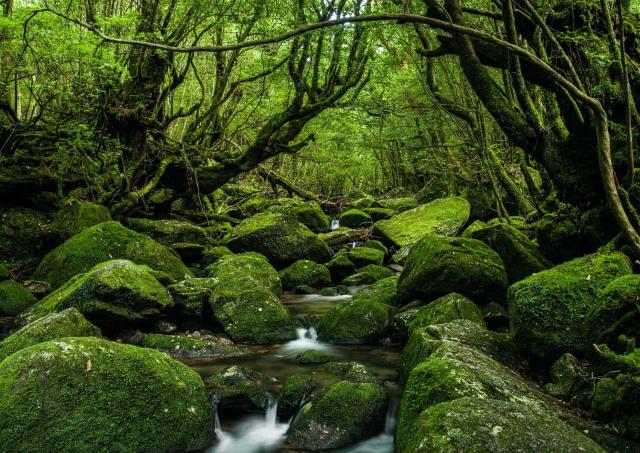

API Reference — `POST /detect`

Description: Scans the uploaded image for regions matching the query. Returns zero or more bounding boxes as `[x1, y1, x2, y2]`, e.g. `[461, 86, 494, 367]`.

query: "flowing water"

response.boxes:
[331, 219, 341, 230]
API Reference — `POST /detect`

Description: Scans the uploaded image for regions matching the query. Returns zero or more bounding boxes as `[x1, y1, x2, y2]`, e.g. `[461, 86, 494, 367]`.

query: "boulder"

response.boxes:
[509, 252, 632, 360]
[21, 260, 172, 330]
[374, 197, 470, 247]
[460, 219, 487, 237]
[224, 212, 331, 268]
[318, 296, 395, 344]
[0, 308, 101, 361]
[124, 217, 210, 246]
[325, 253, 357, 282]
[278, 374, 316, 419]
[339, 209, 372, 228]
[397, 234, 508, 306]
[33, 221, 191, 289]
[347, 247, 384, 267]
[352, 276, 398, 306]
[207, 252, 282, 296]
[593, 372, 640, 440]
[470, 223, 549, 282]
[0, 280, 38, 316]
[363, 239, 388, 254]
[137, 333, 244, 359]
[0, 337, 212, 452]
[321, 361, 379, 384]
[535, 213, 586, 263]
[295, 349, 330, 364]
[342, 264, 394, 285]
[200, 246, 234, 267]
[588, 274, 640, 345]
[377, 197, 418, 212]
[205, 365, 271, 414]
[287, 381, 388, 450]
[363, 207, 394, 221]
[543, 353, 583, 400]
[53, 201, 111, 237]
[0, 263, 9, 281]
[270, 200, 331, 233]
[279, 260, 331, 291]
[167, 277, 218, 321]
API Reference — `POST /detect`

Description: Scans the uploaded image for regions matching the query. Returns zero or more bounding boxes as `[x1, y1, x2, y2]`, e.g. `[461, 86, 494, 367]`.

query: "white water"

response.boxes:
[331, 219, 340, 230]
[278, 327, 334, 357]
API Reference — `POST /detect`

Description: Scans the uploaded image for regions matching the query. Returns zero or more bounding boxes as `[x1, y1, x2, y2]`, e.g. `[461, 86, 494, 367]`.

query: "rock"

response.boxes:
[470, 223, 549, 282]
[363, 207, 394, 221]
[592, 373, 640, 440]
[295, 349, 330, 364]
[352, 276, 398, 306]
[544, 353, 583, 400]
[155, 320, 177, 334]
[167, 278, 217, 321]
[460, 219, 487, 237]
[509, 252, 632, 361]
[347, 247, 384, 267]
[379, 197, 419, 211]
[278, 374, 316, 419]
[321, 361, 379, 384]
[279, 260, 331, 291]
[124, 217, 210, 246]
[318, 296, 396, 344]
[53, 201, 111, 237]
[350, 196, 375, 210]
[21, 260, 172, 330]
[342, 264, 394, 285]
[374, 197, 470, 247]
[0, 280, 38, 316]
[205, 365, 270, 414]
[398, 397, 604, 453]
[588, 274, 640, 345]
[272, 200, 331, 233]
[339, 209, 372, 228]
[481, 301, 510, 330]
[0, 308, 101, 361]
[22, 280, 51, 298]
[33, 221, 191, 289]
[0, 263, 9, 281]
[535, 213, 586, 263]
[138, 333, 244, 359]
[200, 245, 234, 267]
[397, 234, 508, 306]
[363, 239, 388, 254]
[224, 212, 331, 268]
[0, 337, 212, 452]
[287, 380, 388, 450]
[209, 276, 295, 344]
[390, 244, 413, 265]
[325, 253, 357, 282]
[207, 252, 281, 296]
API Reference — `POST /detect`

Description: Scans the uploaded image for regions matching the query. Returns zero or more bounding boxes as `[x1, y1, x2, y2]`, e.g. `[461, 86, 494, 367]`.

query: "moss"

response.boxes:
[325, 254, 357, 282]
[397, 234, 508, 306]
[342, 264, 394, 285]
[295, 349, 330, 364]
[206, 252, 282, 296]
[138, 333, 244, 359]
[543, 353, 582, 400]
[399, 397, 604, 453]
[460, 219, 487, 237]
[200, 246, 233, 267]
[534, 213, 586, 263]
[0, 280, 38, 316]
[318, 296, 396, 344]
[321, 361, 378, 384]
[0, 308, 101, 361]
[470, 223, 549, 283]
[350, 196, 375, 210]
[363, 239, 388, 254]
[279, 260, 331, 291]
[509, 252, 632, 360]
[377, 197, 418, 212]
[588, 274, 640, 345]
[53, 201, 111, 237]
[167, 278, 217, 320]
[352, 276, 398, 306]
[33, 221, 192, 289]
[287, 380, 388, 450]
[390, 244, 413, 265]
[593, 374, 640, 440]
[271, 200, 331, 233]
[347, 247, 384, 267]
[0, 263, 9, 282]
[404, 293, 485, 339]
[0, 337, 212, 452]
[338, 209, 372, 228]
[278, 373, 316, 419]
[21, 260, 171, 330]
[224, 212, 331, 268]
[362, 207, 394, 221]
[209, 276, 295, 344]
[374, 197, 470, 247]
[205, 365, 269, 414]
[124, 217, 210, 246]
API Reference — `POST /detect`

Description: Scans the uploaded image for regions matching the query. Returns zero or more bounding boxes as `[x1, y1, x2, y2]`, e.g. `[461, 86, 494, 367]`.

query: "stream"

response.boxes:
[186, 290, 402, 453]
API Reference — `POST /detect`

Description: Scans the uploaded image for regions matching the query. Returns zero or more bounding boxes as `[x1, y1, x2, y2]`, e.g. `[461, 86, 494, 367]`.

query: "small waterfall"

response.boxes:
[331, 219, 340, 230]
[278, 327, 333, 357]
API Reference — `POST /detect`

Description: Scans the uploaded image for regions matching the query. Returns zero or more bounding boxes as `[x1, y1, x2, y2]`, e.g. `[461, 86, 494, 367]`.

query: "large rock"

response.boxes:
[374, 197, 470, 247]
[347, 247, 384, 267]
[224, 212, 331, 268]
[287, 380, 388, 450]
[167, 278, 217, 321]
[469, 223, 549, 282]
[205, 365, 271, 414]
[0, 337, 212, 452]
[269, 200, 331, 233]
[0, 308, 101, 361]
[137, 333, 244, 360]
[278, 374, 316, 419]
[377, 197, 418, 212]
[588, 274, 640, 345]
[21, 260, 172, 330]
[124, 218, 210, 246]
[338, 209, 372, 228]
[509, 252, 632, 360]
[207, 252, 282, 296]
[53, 201, 111, 237]
[397, 234, 508, 306]
[0, 280, 38, 316]
[352, 276, 398, 306]
[325, 253, 356, 282]
[318, 296, 395, 345]
[33, 221, 191, 289]
[279, 260, 331, 291]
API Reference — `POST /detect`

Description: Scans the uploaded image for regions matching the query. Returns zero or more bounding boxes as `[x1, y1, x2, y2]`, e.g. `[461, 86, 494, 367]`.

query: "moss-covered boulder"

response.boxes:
[377, 197, 418, 212]
[342, 264, 394, 285]
[295, 349, 330, 364]
[224, 212, 331, 268]
[209, 276, 295, 344]
[363, 239, 388, 254]
[352, 276, 398, 306]
[374, 197, 470, 247]
[325, 253, 357, 282]
[0, 308, 101, 361]
[278, 373, 316, 419]
[0, 337, 212, 452]
[350, 196, 375, 210]
[543, 353, 583, 400]
[318, 297, 396, 344]
[0, 280, 38, 316]
[124, 217, 210, 246]
[399, 397, 603, 453]
[167, 277, 217, 321]
[592, 373, 640, 440]
[137, 333, 244, 359]
[0, 263, 9, 282]
[33, 221, 191, 289]
[205, 365, 270, 414]
[460, 219, 487, 237]
[470, 223, 549, 282]
[347, 247, 384, 267]
[279, 260, 331, 291]
[338, 209, 372, 228]
[363, 207, 394, 221]
[509, 252, 632, 360]
[21, 260, 172, 330]
[588, 274, 640, 345]
[398, 234, 508, 306]
[321, 361, 379, 384]
[206, 252, 281, 296]
[270, 200, 331, 233]
[53, 201, 111, 237]
[535, 213, 586, 263]
[287, 380, 388, 450]
[200, 245, 234, 267]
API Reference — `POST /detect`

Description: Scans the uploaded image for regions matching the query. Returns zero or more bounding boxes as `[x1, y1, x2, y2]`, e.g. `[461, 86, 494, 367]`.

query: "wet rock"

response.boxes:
[363, 239, 388, 254]
[137, 333, 244, 359]
[168, 277, 217, 321]
[206, 365, 271, 415]
[278, 374, 316, 419]
[321, 361, 379, 384]
[279, 260, 331, 291]
[206, 252, 281, 296]
[295, 349, 330, 364]
[352, 276, 398, 306]
[22, 280, 51, 298]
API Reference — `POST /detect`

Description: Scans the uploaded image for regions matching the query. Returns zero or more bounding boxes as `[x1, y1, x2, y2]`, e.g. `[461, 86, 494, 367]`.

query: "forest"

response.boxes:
[1, 0, 640, 451]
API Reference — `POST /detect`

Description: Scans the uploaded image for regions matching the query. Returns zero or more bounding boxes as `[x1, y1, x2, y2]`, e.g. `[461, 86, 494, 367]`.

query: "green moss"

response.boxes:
[295, 349, 330, 364]
[167, 278, 217, 320]
[593, 374, 640, 440]
[0, 263, 9, 281]
[53, 201, 111, 237]
[321, 361, 378, 384]
[287, 380, 388, 450]
[342, 264, 394, 285]
[207, 252, 281, 296]
[21, 260, 171, 329]
[0, 337, 212, 452]
[201, 246, 233, 267]
[0, 308, 101, 361]
[339, 209, 372, 228]
[460, 219, 487, 237]
[33, 221, 192, 289]
[377, 197, 418, 212]
[470, 223, 549, 282]
[534, 213, 585, 263]
[325, 254, 357, 282]
[509, 252, 632, 360]
[363, 239, 388, 254]
[0, 280, 38, 316]
[271, 200, 331, 233]
[398, 234, 508, 306]
[205, 365, 269, 414]
[362, 207, 394, 221]
[279, 260, 331, 291]
[347, 247, 384, 267]
[318, 296, 396, 344]
[404, 293, 485, 338]
[278, 374, 316, 419]
[352, 276, 398, 306]
[209, 276, 295, 344]
[224, 212, 331, 268]
[350, 196, 375, 210]
[138, 333, 244, 359]
[588, 274, 640, 345]
[125, 217, 210, 246]
[374, 197, 470, 247]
